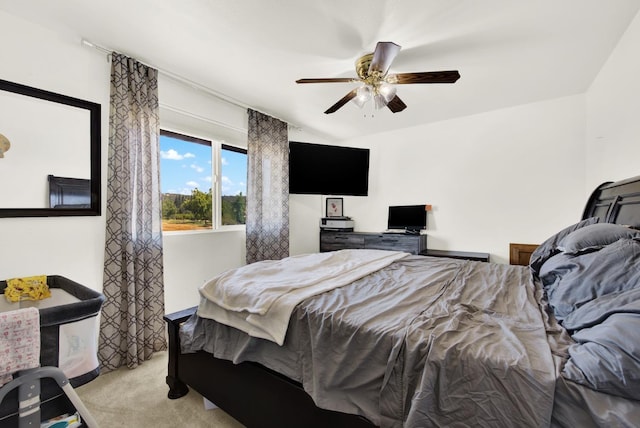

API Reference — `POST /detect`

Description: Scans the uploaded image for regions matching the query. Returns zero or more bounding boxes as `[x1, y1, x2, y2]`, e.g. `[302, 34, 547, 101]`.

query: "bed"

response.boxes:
[165, 174, 640, 427]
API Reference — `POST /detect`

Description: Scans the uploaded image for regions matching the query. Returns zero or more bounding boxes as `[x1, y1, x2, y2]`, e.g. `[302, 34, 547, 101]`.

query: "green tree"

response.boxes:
[162, 197, 177, 219]
[181, 188, 212, 224]
[221, 193, 246, 225]
[233, 192, 246, 224]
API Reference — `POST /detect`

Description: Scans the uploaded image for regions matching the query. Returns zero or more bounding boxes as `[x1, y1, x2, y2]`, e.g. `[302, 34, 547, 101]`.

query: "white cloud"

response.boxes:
[221, 176, 232, 184]
[161, 149, 182, 160]
[221, 157, 229, 166]
[161, 149, 196, 160]
[186, 181, 199, 188]
[190, 164, 204, 173]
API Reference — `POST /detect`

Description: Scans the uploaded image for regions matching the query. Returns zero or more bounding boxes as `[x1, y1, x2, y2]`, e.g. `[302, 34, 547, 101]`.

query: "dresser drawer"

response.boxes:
[364, 234, 425, 254]
[320, 232, 365, 251]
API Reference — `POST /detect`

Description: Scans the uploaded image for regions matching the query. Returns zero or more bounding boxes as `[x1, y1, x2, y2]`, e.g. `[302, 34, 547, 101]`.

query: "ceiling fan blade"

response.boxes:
[389, 70, 460, 84]
[296, 78, 355, 84]
[368, 41, 401, 76]
[324, 89, 358, 114]
[386, 95, 407, 113]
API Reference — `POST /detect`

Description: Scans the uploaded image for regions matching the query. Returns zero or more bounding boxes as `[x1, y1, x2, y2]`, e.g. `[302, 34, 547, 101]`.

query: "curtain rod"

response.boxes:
[80, 38, 301, 131]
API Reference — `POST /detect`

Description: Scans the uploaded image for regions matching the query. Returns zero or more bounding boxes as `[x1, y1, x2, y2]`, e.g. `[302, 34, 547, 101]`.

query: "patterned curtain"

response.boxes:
[246, 109, 289, 263]
[99, 53, 166, 372]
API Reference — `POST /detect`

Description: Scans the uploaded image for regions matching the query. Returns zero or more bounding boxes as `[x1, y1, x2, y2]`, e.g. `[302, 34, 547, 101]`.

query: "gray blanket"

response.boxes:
[181, 255, 556, 427]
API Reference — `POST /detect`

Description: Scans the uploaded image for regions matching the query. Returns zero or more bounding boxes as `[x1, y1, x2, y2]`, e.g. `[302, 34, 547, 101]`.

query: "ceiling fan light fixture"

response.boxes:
[353, 85, 372, 108]
[378, 82, 397, 102]
[295, 41, 460, 114]
[373, 93, 388, 109]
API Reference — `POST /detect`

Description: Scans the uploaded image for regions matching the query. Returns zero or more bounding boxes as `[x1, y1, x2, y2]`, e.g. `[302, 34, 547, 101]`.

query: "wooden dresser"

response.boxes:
[320, 231, 427, 255]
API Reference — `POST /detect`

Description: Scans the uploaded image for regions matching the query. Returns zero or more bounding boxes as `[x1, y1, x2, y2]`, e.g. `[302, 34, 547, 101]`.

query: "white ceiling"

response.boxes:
[2, 0, 639, 141]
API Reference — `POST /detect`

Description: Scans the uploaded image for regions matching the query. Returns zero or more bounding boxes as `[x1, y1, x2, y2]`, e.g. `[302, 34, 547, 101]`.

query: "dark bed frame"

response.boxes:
[48, 174, 91, 209]
[165, 175, 640, 428]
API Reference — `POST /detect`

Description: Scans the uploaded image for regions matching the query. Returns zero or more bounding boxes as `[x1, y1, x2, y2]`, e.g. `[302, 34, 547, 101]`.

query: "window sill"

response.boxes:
[162, 225, 245, 236]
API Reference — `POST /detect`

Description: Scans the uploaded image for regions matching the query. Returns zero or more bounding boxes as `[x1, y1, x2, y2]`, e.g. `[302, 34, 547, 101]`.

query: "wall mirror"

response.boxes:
[0, 78, 100, 217]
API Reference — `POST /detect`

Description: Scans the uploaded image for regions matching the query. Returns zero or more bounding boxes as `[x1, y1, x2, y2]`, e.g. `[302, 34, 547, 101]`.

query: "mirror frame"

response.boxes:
[0, 79, 101, 217]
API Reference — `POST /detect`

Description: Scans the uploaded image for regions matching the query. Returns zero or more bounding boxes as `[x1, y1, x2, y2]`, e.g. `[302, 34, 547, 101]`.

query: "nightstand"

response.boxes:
[509, 243, 538, 266]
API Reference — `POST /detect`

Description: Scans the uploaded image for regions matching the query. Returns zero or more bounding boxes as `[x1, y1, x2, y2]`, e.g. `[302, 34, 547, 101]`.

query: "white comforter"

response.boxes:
[197, 249, 408, 345]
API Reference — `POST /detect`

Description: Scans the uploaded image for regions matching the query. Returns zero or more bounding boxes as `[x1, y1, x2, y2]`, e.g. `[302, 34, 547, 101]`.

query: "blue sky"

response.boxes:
[159, 134, 246, 196]
[220, 149, 247, 196]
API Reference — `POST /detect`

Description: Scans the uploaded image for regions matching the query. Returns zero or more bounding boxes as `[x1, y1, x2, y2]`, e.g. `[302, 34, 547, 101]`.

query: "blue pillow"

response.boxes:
[529, 217, 600, 277]
[558, 223, 640, 255]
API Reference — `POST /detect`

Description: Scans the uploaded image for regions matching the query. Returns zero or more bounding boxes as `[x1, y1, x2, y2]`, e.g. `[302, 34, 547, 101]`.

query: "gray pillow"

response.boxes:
[563, 312, 640, 400]
[558, 223, 640, 255]
[529, 217, 600, 277]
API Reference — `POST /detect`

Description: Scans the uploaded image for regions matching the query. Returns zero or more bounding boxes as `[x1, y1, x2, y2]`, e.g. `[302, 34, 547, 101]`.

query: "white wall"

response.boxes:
[586, 10, 640, 190]
[336, 95, 587, 263]
[0, 11, 109, 291]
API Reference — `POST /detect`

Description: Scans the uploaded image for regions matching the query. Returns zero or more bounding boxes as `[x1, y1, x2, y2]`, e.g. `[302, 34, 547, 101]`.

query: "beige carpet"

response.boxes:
[76, 351, 245, 427]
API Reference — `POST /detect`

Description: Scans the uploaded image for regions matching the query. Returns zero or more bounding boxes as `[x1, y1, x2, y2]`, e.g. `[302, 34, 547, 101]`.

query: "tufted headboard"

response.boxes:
[582, 175, 640, 227]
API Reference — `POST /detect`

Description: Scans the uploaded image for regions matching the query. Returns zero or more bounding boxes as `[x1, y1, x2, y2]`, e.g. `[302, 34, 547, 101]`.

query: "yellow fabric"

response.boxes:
[4, 275, 51, 302]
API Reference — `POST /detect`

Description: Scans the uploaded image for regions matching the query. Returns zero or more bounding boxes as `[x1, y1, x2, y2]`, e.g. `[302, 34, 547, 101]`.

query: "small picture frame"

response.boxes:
[326, 197, 344, 217]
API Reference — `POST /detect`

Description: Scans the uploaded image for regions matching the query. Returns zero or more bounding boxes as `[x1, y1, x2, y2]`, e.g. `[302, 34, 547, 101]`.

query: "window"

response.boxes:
[159, 129, 246, 232]
[220, 145, 247, 225]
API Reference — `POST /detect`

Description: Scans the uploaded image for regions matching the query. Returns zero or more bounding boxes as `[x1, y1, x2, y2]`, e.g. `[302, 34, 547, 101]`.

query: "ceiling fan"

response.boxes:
[296, 41, 460, 114]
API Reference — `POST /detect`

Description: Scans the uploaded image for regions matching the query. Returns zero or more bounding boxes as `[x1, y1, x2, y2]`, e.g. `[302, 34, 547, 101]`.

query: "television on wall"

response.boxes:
[387, 205, 427, 232]
[289, 141, 370, 196]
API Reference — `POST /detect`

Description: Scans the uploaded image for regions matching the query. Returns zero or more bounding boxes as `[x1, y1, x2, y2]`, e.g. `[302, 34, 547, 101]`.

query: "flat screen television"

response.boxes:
[387, 205, 427, 232]
[289, 141, 370, 196]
